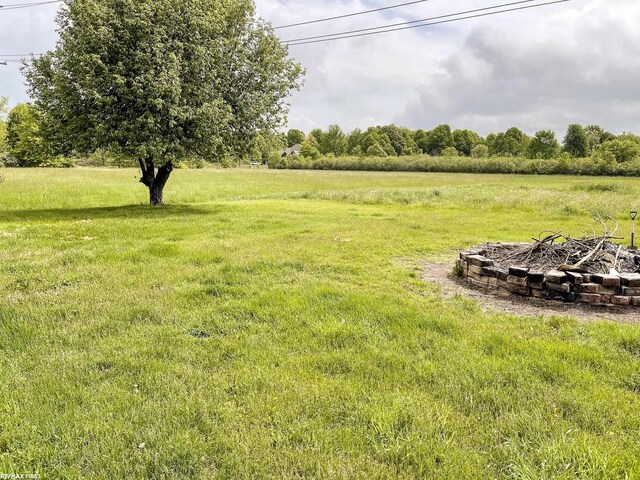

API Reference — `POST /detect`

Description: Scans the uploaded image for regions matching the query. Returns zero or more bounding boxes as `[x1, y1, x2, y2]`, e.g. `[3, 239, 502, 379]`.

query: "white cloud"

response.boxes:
[2, 0, 639, 137]
[396, 0, 640, 135]
[0, 3, 59, 105]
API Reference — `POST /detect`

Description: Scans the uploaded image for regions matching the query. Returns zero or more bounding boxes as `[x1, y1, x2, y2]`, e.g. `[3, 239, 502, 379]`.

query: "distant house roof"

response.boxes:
[280, 143, 302, 157]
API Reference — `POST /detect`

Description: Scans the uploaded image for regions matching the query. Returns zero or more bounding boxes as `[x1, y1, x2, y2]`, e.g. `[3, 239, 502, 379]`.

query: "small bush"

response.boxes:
[471, 145, 489, 158]
[441, 147, 459, 157]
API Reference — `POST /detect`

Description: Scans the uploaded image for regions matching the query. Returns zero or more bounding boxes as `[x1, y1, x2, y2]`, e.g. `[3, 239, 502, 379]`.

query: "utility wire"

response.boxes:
[0, 53, 42, 57]
[285, 0, 571, 46]
[274, 0, 432, 30]
[283, 0, 540, 43]
[0, 0, 61, 11]
[0, 1, 572, 56]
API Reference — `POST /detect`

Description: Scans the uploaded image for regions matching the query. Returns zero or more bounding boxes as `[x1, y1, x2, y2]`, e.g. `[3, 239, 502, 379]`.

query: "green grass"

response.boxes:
[1, 168, 639, 479]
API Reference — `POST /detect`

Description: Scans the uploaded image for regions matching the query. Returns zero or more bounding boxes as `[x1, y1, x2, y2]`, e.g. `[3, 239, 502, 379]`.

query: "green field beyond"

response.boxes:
[1, 168, 639, 479]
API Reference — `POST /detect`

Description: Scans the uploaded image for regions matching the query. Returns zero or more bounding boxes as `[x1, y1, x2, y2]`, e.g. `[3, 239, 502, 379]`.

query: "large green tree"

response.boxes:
[527, 130, 561, 159]
[424, 124, 454, 156]
[286, 129, 305, 147]
[318, 124, 347, 156]
[453, 129, 481, 157]
[563, 124, 589, 158]
[347, 128, 365, 155]
[378, 125, 417, 156]
[26, 0, 303, 205]
[584, 125, 615, 153]
[413, 129, 430, 154]
[490, 127, 529, 157]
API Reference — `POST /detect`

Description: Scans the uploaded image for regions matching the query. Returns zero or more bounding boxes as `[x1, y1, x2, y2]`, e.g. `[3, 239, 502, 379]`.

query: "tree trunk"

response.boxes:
[139, 158, 173, 206]
[149, 183, 164, 206]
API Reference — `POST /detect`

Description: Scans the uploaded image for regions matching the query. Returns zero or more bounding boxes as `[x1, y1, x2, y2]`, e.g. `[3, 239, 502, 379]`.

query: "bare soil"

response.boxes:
[422, 262, 640, 325]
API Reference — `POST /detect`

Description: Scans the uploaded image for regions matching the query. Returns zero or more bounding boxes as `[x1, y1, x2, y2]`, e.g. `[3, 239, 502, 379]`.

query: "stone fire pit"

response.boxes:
[456, 241, 640, 307]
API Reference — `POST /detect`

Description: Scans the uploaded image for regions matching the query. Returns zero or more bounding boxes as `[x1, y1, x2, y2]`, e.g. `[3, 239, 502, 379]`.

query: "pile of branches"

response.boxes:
[481, 213, 640, 275]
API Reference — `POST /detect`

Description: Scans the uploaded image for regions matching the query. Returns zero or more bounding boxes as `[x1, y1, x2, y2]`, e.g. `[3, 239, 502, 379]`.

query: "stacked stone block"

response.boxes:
[456, 250, 640, 307]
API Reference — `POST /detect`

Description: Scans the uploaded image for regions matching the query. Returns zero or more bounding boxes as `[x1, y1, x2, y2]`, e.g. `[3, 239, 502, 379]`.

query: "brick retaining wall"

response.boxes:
[456, 249, 640, 307]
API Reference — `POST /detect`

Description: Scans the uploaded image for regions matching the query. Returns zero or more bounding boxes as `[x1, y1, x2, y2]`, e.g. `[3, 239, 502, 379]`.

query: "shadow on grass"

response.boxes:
[0, 204, 221, 223]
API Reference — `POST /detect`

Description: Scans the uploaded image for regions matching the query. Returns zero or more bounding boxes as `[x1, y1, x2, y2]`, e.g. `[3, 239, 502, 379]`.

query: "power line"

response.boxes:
[0, 1, 572, 56]
[0, 53, 42, 57]
[282, 0, 540, 43]
[0, 0, 61, 11]
[285, 0, 571, 46]
[274, 0, 432, 30]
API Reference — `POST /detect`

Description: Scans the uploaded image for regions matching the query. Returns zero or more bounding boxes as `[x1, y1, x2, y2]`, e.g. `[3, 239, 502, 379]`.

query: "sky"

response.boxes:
[1, 0, 639, 136]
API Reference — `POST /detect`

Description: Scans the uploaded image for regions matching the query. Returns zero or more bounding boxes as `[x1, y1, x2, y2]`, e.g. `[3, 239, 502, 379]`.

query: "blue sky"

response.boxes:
[2, 0, 639, 136]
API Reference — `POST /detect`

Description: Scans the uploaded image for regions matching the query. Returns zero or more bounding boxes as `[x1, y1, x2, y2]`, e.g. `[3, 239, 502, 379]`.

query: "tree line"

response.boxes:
[275, 124, 640, 165]
[3, 97, 639, 170]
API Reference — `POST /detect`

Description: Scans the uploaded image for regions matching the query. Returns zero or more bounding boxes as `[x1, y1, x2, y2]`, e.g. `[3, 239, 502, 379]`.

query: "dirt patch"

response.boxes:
[422, 262, 640, 325]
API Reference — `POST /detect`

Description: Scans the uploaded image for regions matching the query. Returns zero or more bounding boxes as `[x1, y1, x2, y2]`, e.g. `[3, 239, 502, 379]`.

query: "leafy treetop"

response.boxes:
[26, 0, 304, 165]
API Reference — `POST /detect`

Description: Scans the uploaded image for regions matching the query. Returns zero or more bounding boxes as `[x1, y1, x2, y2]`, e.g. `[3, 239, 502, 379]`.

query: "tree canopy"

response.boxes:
[25, 0, 303, 204]
[528, 130, 561, 159]
[563, 124, 589, 158]
[490, 128, 530, 157]
[286, 129, 305, 147]
[424, 124, 455, 156]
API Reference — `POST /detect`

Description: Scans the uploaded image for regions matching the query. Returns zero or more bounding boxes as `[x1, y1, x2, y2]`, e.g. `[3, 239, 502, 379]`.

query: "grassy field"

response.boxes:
[1, 168, 639, 479]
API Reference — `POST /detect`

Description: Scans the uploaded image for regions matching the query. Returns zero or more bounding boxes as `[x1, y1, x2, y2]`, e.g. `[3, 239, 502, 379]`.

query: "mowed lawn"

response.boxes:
[1, 168, 639, 479]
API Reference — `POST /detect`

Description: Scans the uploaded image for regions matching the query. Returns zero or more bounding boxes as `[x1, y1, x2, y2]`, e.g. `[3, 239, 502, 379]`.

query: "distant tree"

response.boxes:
[378, 125, 404, 156]
[347, 128, 364, 155]
[361, 131, 380, 153]
[413, 129, 430, 154]
[425, 124, 455, 155]
[471, 144, 489, 158]
[584, 125, 615, 153]
[300, 140, 321, 160]
[527, 130, 561, 159]
[308, 129, 323, 149]
[453, 129, 481, 156]
[249, 132, 284, 164]
[441, 146, 459, 157]
[490, 127, 529, 157]
[594, 140, 640, 163]
[6, 103, 50, 167]
[286, 129, 305, 147]
[485, 133, 497, 153]
[563, 124, 589, 158]
[318, 124, 347, 156]
[379, 133, 397, 156]
[379, 125, 417, 156]
[26, 0, 303, 205]
[366, 142, 388, 157]
[361, 128, 395, 156]
[399, 128, 419, 155]
[617, 132, 640, 144]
